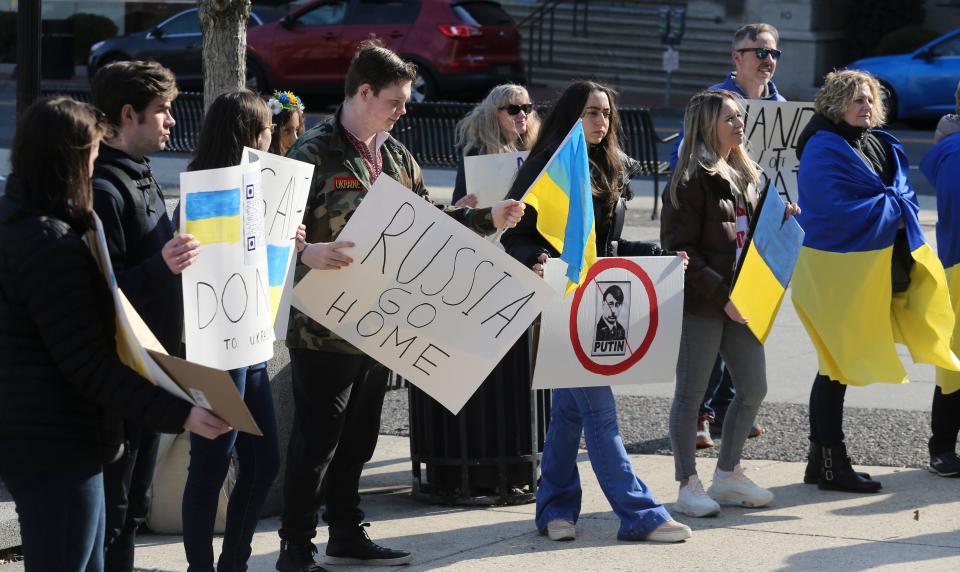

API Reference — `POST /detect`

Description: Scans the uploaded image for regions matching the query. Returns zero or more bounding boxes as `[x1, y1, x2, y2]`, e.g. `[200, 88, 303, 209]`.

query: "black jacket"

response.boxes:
[501, 150, 664, 267]
[92, 143, 183, 355]
[0, 181, 192, 474]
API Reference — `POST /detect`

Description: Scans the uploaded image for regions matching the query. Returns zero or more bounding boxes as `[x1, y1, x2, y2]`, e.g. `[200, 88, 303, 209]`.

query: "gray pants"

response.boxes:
[669, 313, 767, 481]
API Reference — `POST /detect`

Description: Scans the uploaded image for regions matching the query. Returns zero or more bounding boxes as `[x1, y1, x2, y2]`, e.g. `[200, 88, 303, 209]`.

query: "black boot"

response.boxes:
[276, 540, 327, 572]
[804, 442, 871, 484]
[818, 444, 882, 493]
[326, 523, 412, 566]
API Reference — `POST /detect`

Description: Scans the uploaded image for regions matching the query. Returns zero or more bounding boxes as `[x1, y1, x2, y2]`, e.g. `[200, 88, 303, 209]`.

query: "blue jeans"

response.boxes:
[700, 355, 734, 421]
[3, 465, 105, 572]
[182, 362, 280, 572]
[535, 387, 670, 538]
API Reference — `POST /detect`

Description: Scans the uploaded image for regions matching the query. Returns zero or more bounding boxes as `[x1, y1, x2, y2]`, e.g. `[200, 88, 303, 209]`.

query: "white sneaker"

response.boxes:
[643, 519, 693, 543]
[674, 475, 720, 517]
[544, 519, 576, 541]
[707, 465, 774, 508]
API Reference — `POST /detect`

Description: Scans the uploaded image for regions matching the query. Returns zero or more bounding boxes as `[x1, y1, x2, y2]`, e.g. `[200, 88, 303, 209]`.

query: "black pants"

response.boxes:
[103, 424, 160, 572]
[930, 385, 960, 455]
[279, 349, 387, 542]
[808, 373, 847, 447]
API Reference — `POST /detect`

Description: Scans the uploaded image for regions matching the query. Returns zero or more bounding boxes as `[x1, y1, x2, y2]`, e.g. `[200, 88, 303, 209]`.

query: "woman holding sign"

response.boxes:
[180, 90, 303, 572]
[662, 89, 798, 518]
[503, 80, 692, 544]
[0, 97, 230, 571]
[452, 83, 541, 206]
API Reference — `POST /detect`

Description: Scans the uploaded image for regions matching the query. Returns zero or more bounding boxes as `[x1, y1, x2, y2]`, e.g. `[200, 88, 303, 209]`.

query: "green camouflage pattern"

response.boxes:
[286, 109, 496, 353]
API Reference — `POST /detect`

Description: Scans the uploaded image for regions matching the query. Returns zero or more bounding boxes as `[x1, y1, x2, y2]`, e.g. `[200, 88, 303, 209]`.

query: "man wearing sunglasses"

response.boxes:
[669, 23, 785, 451]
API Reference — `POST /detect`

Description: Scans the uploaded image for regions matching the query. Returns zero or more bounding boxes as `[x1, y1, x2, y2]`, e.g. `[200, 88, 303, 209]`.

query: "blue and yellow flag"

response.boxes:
[921, 132, 960, 394]
[792, 130, 960, 390]
[521, 120, 596, 295]
[184, 188, 242, 245]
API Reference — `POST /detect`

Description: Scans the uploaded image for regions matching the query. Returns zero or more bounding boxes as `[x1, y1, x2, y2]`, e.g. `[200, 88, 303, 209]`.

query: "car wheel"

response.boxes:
[410, 70, 437, 103]
[879, 82, 897, 123]
[245, 59, 268, 95]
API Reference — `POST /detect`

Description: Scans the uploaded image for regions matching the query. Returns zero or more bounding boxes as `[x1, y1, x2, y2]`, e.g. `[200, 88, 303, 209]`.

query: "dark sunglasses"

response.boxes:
[736, 47, 782, 61]
[500, 103, 534, 115]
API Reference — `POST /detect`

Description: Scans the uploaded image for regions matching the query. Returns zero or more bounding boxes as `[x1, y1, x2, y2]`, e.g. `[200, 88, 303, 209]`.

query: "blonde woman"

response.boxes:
[452, 83, 540, 206]
[662, 89, 797, 518]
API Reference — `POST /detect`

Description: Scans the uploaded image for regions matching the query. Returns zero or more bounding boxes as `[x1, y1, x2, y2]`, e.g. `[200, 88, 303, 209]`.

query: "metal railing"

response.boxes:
[517, 0, 591, 85]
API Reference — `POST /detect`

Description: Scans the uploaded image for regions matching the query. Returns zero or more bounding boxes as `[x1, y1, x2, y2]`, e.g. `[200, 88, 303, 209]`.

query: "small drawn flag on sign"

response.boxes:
[185, 188, 242, 245]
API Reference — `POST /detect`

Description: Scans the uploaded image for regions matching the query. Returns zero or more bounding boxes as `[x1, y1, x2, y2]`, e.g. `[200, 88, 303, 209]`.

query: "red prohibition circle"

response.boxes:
[568, 257, 659, 375]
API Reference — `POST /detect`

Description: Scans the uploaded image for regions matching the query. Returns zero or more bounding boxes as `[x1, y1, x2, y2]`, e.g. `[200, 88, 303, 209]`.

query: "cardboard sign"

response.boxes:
[86, 216, 261, 435]
[244, 148, 314, 339]
[464, 150, 528, 207]
[533, 256, 684, 389]
[180, 153, 275, 370]
[292, 175, 555, 413]
[743, 100, 815, 201]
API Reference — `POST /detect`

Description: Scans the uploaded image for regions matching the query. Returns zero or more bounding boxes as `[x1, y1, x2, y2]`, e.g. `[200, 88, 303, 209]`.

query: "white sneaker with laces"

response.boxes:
[544, 518, 576, 541]
[644, 519, 693, 543]
[707, 465, 774, 508]
[674, 474, 720, 517]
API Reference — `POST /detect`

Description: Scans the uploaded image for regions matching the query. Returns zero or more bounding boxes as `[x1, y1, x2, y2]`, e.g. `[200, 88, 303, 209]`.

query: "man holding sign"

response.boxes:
[276, 40, 524, 571]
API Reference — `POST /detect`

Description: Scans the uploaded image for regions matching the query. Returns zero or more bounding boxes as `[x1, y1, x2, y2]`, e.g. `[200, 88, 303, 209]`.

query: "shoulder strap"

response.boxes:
[94, 163, 157, 241]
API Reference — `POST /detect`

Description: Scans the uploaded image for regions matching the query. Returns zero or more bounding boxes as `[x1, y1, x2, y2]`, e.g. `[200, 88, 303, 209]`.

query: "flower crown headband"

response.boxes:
[268, 90, 305, 115]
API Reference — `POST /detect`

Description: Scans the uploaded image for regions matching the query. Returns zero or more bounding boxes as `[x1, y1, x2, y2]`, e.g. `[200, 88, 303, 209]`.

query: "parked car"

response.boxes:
[847, 28, 960, 121]
[246, 0, 524, 101]
[87, 7, 285, 90]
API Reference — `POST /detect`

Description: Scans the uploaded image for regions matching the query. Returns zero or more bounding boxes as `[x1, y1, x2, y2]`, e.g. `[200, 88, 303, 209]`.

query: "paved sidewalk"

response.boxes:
[127, 435, 960, 571]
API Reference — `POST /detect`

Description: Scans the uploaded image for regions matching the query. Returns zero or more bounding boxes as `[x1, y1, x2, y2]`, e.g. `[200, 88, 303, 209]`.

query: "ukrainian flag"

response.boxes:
[730, 185, 804, 343]
[521, 120, 596, 294]
[267, 243, 292, 324]
[921, 132, 960, 394]
[184, 188, 241, 245]
[792, 129, 960, 389]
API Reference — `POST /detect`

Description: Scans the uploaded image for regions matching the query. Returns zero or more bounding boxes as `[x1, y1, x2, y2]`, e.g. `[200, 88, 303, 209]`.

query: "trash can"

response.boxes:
[408, 330, 550, 506]
[41, 19, 75, 80]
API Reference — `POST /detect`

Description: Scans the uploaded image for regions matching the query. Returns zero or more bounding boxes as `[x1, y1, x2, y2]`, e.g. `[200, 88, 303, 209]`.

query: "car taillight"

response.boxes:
[438, 24, 481, 38]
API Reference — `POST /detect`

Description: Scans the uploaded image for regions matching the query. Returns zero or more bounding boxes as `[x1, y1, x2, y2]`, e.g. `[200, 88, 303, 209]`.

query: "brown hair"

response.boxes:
[269, 107, 305, 156]
[9, 97, 109, 230]
[188, 90, 270, 171]
[814, 70, 886, 128]
[344, 38, 417, 97]
[91, 60, 178, 128]
[732, 23, 779, 50]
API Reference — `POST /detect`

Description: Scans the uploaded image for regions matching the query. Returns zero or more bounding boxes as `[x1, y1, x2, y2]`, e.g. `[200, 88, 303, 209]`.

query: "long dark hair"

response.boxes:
[527, 80, 626, 209]
[9, 96, 109, 230]
[268, 107, 304, 156]
[188, 90, 270, 171]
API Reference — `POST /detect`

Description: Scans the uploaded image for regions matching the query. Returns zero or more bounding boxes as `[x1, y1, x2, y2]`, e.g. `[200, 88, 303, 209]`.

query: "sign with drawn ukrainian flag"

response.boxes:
[729, 185, 804, 343]
[181, 152, 274, 370]
[244, 148, 314, 339]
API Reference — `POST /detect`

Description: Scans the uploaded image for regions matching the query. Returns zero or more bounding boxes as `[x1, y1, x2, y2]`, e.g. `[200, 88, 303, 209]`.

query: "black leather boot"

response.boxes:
[818, 444, 882, 493]
[804, 442, 871, 484]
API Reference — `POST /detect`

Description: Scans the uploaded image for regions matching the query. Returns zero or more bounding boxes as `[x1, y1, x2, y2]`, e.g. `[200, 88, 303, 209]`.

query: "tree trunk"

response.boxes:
[197, 0, 251, 110]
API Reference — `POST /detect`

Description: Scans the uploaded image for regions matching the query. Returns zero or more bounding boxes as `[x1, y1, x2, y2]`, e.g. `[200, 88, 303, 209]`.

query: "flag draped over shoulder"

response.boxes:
[792, 130, 960, 391]
[921, 132, 960, 394]
[521, 120, 596, 294]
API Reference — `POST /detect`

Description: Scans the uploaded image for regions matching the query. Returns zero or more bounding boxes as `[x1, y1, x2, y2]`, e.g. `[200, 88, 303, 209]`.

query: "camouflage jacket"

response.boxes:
[286, 109, 496, 353]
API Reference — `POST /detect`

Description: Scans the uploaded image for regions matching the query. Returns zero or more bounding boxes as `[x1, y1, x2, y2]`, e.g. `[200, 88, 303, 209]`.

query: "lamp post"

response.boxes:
[16, 0, 42, 118]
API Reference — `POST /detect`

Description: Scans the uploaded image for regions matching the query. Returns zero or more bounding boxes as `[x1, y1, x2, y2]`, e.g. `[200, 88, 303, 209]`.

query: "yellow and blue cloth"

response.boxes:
[522, 120, 596, 294]
[921, 131, 960, 394]
[792, 130, 960, 391]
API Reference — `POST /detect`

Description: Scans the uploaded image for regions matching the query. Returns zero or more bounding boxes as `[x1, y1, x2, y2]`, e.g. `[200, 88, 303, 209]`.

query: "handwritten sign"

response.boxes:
[464, 151, 528, 208]
[743, 100, 814, 200]
[181, 154, 274, 371]
[292, 175, 555, 413]
[244, 148, 314, 339]
[533, 256, 684, 389]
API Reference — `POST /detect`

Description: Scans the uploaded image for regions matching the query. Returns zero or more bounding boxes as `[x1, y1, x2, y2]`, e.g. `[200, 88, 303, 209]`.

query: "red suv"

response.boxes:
[246, 0, 524, 101]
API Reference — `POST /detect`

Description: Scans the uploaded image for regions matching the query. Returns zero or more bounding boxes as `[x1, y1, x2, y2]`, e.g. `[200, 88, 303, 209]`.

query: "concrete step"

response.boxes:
[0, 481, 20, 551]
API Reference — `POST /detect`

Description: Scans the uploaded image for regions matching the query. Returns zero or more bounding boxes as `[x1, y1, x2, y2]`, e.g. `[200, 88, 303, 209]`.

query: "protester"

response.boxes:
[269, 90, 306, 157]
[0, 96, 229, 572]
[793, 70, 960, 492]
[276, 40, 524, 570]
[662, 89, 797, 518]
[502, 80, 691, 543]
[90, 60, 198, 572]
[670, 23, 785, 449]
[452, 83, 540, 206]
[913, 80, 960, 478]
[180, 90, 295, 571]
